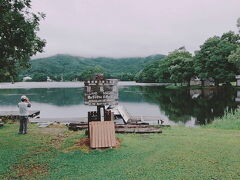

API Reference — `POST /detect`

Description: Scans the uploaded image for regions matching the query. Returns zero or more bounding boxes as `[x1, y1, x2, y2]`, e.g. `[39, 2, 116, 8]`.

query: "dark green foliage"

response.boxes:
[22, 54, 165, 81]
[75, 66, 104, 80]
[137, 47, 194, 85]
[194, 31, 240, 86]
[32, 73, 47, 82]
[135, 60, 160, 83]
[0, 0, 46, 82]
[112, 73, 135, 81]
[228, 46, 240, 73]
[164, 47, 194, 85]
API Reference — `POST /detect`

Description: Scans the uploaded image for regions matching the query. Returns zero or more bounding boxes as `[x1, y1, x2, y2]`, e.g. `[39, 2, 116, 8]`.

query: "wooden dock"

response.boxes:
[68, 123, 162, 134]
[116, 105, 131, 123]
[0, 110, 40, 119]
[113, 105, 165, 124]
[31, 116, 165, 125]
[30, 117, 88, 123]
[129, 116, 164, 124]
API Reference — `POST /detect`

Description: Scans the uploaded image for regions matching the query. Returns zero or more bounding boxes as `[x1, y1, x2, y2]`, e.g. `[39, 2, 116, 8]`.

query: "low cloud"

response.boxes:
[32, 0, 240, 58]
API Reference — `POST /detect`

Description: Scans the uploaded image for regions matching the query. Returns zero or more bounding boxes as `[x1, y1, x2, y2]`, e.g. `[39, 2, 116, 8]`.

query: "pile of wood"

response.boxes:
[115, 124, 162, 134]
[68, 123, 162, 134]
[68, 122, 88, 131]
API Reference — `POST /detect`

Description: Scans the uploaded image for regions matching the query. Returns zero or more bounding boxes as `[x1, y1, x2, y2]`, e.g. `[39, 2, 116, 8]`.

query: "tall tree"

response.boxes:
[136, 61, 159, 83]
[228, 47, 240, 74]
[136, 47, 194, 84]
[194, 31, 240, 86]
[0, 0, 46, 82]
[164, 47, 194, 86]
[155, 60, 171, 83]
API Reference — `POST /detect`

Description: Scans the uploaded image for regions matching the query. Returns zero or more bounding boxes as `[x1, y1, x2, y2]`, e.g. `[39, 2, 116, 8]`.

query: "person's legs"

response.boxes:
[23, 116, 28, 134]
[19, 117, 24, 134]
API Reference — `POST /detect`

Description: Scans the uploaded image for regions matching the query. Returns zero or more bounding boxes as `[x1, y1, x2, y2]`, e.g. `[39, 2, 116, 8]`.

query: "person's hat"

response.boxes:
[21, 95, 27, 100]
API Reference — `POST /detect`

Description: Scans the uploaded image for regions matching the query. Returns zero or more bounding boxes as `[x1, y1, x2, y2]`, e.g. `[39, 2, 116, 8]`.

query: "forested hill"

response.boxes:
[23, 54, 165, 81]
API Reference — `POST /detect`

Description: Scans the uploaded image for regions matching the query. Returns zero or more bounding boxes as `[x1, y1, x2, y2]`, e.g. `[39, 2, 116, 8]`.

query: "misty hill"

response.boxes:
[22, 54, 165, 81]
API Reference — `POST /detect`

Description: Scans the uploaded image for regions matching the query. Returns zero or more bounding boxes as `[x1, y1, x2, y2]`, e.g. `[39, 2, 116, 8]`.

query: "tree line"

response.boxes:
[28, 65, 136, 82]
[19, 54, 164, 82]
[136, 31, 240, 86]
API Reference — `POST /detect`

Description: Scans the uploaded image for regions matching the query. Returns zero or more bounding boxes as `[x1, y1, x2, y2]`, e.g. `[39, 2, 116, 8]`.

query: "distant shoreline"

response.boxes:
[0, 81, 170, 89]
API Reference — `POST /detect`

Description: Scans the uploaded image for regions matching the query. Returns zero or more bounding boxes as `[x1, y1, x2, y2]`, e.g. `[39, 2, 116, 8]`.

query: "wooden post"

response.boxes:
[105, 110, 113, 121]
[97, 105, 105, 121]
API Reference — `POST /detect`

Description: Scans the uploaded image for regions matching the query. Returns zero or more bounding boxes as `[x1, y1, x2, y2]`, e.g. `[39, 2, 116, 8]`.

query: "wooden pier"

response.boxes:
[30, 117, 88, 124]
[129, 116, 165, 124]
[113, 105, 165, 124]
[68, 123, 162, 133]
[116, 105, 131, 123]
[30, 115, 165, 125]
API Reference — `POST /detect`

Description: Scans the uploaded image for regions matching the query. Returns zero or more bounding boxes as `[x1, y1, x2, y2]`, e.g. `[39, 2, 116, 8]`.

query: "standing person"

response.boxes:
[18, 95, 31, 134]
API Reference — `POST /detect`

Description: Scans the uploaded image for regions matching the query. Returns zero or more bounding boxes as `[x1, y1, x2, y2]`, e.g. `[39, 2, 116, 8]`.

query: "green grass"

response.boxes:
[1, 123, 240, 180]
[0, 124, 62, 179]
[206, 110, 240, 130]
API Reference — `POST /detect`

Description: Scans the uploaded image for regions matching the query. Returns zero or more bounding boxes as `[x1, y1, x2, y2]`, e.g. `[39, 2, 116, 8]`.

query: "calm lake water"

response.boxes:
[0, 84, 239, 126]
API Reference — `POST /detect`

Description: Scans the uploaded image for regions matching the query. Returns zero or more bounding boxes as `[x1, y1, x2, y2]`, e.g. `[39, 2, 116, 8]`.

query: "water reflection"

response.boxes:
[125, 86, 239, 125]
[0, 86, 239, 125]
[0, 88, 84, 106]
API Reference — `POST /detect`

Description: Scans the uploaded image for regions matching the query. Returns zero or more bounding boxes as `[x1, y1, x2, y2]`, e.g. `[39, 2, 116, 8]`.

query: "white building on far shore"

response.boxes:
[23, 76, 32, 82]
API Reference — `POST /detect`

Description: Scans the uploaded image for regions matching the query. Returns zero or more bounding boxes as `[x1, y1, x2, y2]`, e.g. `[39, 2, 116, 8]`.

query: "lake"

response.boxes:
[0, 82, 239, 126]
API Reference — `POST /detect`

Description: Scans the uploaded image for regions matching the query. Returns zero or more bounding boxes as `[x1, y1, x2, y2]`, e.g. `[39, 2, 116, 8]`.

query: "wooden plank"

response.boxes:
[115, 124, 160, 128]
[116, 127, 162, 134]
[89, 121, 116, 148]
[68, 123, 168, 131]
[117, 105, 131, 123]
[130, 116, 164, 122]
[30, 117, 88, 123]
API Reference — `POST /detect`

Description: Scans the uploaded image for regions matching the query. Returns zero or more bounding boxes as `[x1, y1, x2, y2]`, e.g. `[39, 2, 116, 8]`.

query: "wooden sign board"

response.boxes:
[89, 121, 116, 148]
[84, 79, 118, 106]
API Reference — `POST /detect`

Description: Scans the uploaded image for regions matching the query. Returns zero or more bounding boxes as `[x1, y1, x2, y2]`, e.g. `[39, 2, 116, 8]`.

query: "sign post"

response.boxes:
[84, 75, 118, 148]
[84, 78, 118, 121]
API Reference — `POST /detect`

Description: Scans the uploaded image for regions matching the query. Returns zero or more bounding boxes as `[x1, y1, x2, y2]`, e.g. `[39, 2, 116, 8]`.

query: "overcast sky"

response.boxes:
[32, 0, 240, 58]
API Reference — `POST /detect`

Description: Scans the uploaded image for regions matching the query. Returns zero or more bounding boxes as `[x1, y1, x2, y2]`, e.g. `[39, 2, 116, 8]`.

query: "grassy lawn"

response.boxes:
[0, 123, 240, 180]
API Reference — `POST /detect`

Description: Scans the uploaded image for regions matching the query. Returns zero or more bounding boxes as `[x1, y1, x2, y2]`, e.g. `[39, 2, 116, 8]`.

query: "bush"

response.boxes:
[206, 110, 240, 130]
